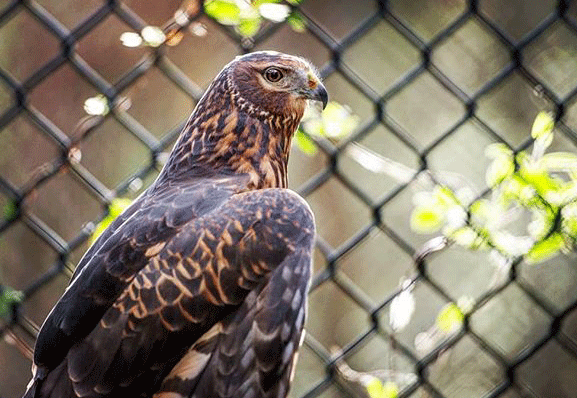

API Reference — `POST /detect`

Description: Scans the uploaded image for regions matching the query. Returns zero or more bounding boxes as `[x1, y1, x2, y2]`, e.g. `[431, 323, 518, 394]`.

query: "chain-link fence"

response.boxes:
[1, 0, 577, 397]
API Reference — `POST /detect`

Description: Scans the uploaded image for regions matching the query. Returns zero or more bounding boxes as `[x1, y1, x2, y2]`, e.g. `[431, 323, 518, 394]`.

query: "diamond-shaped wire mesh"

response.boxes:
[1, 0, 577, 397]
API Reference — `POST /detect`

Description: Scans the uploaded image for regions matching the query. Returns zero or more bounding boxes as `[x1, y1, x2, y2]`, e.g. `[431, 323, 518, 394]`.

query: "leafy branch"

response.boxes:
[299, 109, 577, 397]
[411, 112, 577, 264]
[204, 0, 306, 38]
[85, 1, 310, 117]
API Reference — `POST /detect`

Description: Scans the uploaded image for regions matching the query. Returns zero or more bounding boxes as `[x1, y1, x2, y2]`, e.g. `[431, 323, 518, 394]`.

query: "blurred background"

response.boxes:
[1, 0, 577, 397]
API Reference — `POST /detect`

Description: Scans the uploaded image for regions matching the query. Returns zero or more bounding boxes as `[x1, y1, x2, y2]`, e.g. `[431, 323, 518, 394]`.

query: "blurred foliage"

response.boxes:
[334, 352, 406, 398]
[436, 302, 465, 333]
[295, 101, 360, 155]
[204, 0, 306, 38]
[3, 200, 18, 222]
[83, 94, 110, 116]
[116, 1, 306, 56]
[365, 379, 399, 398]
[120, 26, 166, 48]
[90, 198, 133, 244]
[0, 285, 23, 320]
[411, 111, 577, 264]
[388, 279, 415, 332]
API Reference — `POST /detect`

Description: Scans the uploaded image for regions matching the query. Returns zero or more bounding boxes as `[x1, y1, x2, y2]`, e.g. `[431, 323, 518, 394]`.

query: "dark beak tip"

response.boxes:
[317, 84, 328, 110]
[301, 83, 328, 110]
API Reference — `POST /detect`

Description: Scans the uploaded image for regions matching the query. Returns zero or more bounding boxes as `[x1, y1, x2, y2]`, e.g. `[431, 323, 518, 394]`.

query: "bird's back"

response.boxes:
[26, 176, 243, 397]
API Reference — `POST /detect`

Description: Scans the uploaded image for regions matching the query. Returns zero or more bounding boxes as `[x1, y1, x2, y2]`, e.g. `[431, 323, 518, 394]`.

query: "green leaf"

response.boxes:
[204, 0, 241, 25]
[501, 174, 524, 194]
[294, 129, 318, 155]
[528, 208, 554, 241]
[525, 233, 566, 263]
[321, 102, 359, 139]
[520, 167, 563, 199]
[301, 118, 323, 137]
[485, 143, 513, 159]
[381, 382, 399, 398]
[365, 377, 398, 398]
[516, 152, 563, 199]
[436, 303, 464, 332]
[538, 152, 577, 173]
[366, 377, 383, 398]
[3, 200, 18, 221]
[562, 204, 577, 237]
[410, 205, 444, 234]
[558, 180, 577, 204]
[300, 101, 359, 142]
[450, 227, 482, 248]
[531, 111, 555, 140]
[492, 231, 534, 257]
[469, 199, 490, 222]
[0, 287, 23, 319]
[287, 11, 306, 32]
[433, 185, 458, 207]
[561, 179, 577, 204]
[91, 198, 133, 244]
[286, 0, 304, 4]
[237, 16, 261, 37]
[531, 112, 555, 159]
[486, 153, 514, 188]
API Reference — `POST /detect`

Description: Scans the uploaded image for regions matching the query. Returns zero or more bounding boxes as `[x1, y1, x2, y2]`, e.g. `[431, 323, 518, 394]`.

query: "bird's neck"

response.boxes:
[157, 106, 302, 190]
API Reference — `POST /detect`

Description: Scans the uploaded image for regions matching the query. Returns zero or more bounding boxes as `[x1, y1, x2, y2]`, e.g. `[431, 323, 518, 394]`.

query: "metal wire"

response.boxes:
[1, 0, 577, 397]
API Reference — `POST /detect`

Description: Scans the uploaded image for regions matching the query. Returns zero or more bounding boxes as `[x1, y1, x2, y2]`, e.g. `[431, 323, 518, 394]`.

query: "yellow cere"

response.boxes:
[307, 72, 318, 89]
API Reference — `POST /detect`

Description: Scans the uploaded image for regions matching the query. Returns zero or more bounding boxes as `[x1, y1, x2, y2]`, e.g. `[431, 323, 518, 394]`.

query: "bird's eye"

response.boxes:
[264, 67, 283, 83]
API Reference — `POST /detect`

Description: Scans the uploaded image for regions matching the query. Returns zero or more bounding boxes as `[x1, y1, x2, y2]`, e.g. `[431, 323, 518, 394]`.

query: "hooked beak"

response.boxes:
[309, 83, 328, 110]
[301, 73, 328, 109]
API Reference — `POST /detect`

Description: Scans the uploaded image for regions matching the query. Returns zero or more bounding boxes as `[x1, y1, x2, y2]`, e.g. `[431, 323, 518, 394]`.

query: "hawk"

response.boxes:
[23, 51, 327, 398]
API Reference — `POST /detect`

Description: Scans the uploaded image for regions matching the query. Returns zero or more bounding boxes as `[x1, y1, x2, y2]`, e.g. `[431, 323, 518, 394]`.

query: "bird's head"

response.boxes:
[225, 51, 328, 119]
[164, 51, 327, 189]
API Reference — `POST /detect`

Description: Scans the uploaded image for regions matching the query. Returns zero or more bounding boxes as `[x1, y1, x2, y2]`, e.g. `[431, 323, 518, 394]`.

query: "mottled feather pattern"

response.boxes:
[156, 243, 311, 398]
[23, 51, 326, 398]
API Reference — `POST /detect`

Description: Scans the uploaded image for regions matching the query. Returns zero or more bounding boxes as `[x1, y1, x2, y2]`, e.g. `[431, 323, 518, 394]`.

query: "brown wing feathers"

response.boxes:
[157, 240, 312, 398]
[24, 51, 326, 398]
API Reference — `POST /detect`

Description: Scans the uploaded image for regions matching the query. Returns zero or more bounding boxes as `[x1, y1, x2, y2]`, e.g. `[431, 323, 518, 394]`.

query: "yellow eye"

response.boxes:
[264, 67, 283, 83]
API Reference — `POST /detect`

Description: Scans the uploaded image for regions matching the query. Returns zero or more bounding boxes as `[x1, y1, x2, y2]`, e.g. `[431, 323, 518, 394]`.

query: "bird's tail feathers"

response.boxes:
[22, 362, 75, 398]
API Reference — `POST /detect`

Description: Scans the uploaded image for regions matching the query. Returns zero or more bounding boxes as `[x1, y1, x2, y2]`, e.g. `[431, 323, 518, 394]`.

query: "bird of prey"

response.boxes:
[23, 51, 327, 398]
